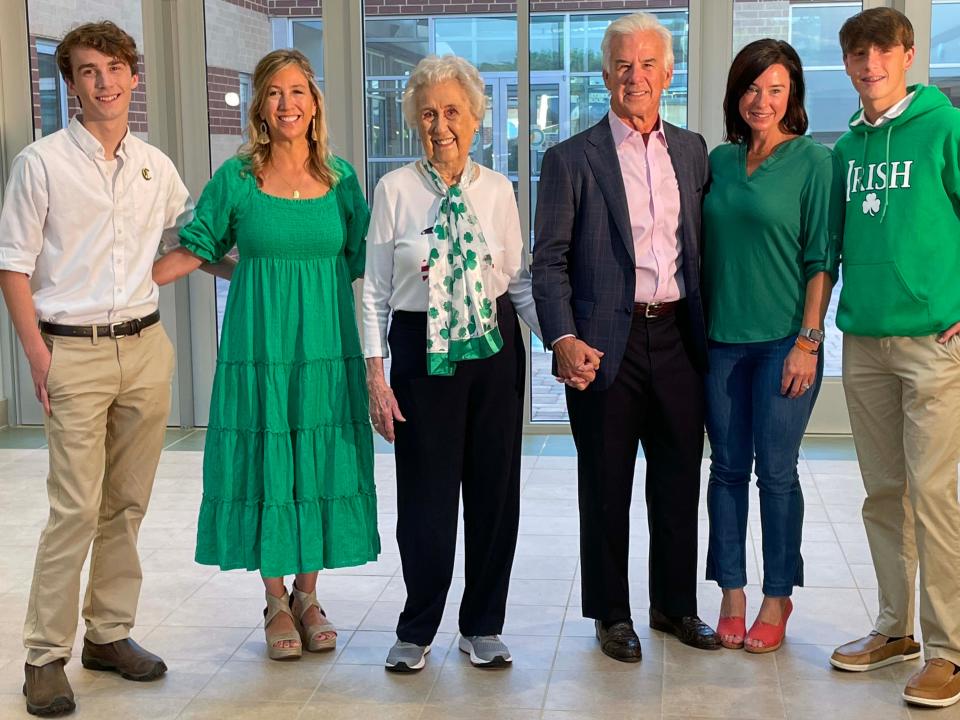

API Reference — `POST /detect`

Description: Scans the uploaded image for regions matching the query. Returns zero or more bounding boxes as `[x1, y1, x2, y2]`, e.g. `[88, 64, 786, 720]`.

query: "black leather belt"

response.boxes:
[40, 310, 160, 338]
[633, 301, 678, 318]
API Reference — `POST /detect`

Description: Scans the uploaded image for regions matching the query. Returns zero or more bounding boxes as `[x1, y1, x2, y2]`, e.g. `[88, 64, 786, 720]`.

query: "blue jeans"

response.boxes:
[704, 335, 823, 596]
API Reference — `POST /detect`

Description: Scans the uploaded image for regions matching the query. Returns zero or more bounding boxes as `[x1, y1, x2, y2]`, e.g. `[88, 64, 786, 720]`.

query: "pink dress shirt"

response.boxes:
[608, 110, 684, 303]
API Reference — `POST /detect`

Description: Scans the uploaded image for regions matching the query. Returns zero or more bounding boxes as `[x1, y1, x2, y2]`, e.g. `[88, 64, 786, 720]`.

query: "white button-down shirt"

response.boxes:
[0, 117, 192, 324]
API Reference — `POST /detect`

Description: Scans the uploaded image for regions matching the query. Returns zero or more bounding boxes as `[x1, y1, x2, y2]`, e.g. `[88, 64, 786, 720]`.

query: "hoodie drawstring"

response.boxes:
[880, 125, 892, 223]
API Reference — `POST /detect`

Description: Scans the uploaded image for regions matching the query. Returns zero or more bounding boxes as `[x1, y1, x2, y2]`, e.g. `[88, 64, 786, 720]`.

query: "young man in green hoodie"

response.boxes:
[827, 7, 960, 709]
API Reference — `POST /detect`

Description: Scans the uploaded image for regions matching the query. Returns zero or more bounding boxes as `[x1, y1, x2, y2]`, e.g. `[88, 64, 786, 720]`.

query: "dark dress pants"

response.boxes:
[389, 295, 525, 646]
[566, 306, 705, 623]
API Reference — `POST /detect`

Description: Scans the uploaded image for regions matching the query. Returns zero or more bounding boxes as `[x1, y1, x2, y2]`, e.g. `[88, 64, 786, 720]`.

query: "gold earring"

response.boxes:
[257, 120, 270, 145]
[310, 116, 320, 142]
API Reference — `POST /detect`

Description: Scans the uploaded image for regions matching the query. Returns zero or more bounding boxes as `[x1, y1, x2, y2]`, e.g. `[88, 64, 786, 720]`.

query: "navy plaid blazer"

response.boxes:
[532, 116, 710, 391]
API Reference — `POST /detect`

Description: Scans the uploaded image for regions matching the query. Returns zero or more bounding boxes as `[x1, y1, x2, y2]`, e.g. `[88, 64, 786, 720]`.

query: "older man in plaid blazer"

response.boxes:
[532, 11, 717, 663]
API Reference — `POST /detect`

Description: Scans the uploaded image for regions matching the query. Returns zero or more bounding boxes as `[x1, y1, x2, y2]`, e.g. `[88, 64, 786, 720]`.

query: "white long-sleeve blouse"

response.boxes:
[362, 161, 542, 358]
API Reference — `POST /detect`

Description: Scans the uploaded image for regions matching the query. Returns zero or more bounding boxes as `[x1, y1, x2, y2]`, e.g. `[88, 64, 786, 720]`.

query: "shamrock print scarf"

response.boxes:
[419, 158, 503, 375]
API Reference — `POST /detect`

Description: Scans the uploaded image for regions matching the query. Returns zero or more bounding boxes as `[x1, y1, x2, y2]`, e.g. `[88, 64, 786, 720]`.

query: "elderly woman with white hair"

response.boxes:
[362, 55, 542, 672]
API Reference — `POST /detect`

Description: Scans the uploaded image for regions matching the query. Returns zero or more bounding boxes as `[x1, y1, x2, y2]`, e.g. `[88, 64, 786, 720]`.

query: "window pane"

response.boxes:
[531, 15, 564, 71]
[434, 17, 517, 71]
[292, 20, 324, 78]
[529, 3, 690, 424]
[35, 46, 63, 138]
[366, 18, 429, 76]
[932, 1, 960, 107]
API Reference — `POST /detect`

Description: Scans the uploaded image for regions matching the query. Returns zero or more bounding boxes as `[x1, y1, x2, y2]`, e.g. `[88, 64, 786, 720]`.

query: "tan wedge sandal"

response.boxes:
[264, 590, 302, 660]
[290, 583, 338, 652]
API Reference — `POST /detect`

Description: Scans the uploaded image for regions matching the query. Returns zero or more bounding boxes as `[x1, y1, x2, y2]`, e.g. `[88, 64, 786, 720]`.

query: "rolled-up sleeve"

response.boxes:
[159, 159, 194, 255]
[362, 177, 396, 358]
[800, 152, 843, 284]
[179, 162, 236, 263]
[0, 151, 48, 275]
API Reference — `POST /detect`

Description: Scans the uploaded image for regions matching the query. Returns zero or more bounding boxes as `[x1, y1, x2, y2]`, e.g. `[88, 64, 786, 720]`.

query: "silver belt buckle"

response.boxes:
[108, 321, 124, 338]
[645, 302, 662, 318]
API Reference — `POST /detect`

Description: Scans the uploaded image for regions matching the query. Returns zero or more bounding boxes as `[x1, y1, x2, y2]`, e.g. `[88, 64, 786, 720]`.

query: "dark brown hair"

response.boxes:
[55, 21, 138, 83]
[839, 8, 914, 57]
[723, 39, 808, 144]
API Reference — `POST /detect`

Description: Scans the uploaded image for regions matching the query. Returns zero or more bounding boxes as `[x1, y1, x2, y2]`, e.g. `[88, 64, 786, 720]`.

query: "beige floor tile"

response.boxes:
[506, 578, 574, 606]
[502, 605, 566, 637]
[553, 634, 664, 674]
[509, 555, 578, 581]
[195, 658, 329, 703]
[839, 541, 873, 565]
[849, 564, 878, 589]
[179, 699, 304, 720]
[664, 640, 777, 681]
[162, 595, 264, 628]
[47, 695, 189, 719]
[77, 659, 222, 700]
[299, 702, 423, 719]
[323, 553, 402, 577]
[802, 561, 857, 589]
[785, 588, 873, 646]
[421, 706, 541, 720]
[310, 663, 440, 705]
[513, 534, 581, 557]
[544, 669, 661, 716]
[661, 666, 785, 720]
[781, 677, 910, 719]
[136, 625, 251, 663]
[427, 665, 549, 710]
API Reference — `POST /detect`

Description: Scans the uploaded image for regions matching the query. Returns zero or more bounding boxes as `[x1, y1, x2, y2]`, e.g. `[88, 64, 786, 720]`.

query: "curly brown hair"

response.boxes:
[240, 49, 339, 189]
[55, 21, 138, 83]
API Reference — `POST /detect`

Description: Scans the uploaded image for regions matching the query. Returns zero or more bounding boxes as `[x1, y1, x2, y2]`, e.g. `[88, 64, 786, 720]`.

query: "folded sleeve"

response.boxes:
[159, 157, 195, 256]
[800, 151, 843, 284]
[336, 159, 371, 281]
[0, 151, 48, 275]
[178, 159, 240, 263]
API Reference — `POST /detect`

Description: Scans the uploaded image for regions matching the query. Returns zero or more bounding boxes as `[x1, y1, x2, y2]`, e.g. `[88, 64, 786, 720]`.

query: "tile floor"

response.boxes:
[0, 428, 954, 719]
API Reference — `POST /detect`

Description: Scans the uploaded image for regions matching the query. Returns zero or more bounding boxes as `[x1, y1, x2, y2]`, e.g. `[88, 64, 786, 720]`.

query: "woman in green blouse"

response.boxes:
[153, 50, 379, 661]
[702, 39, 841, 653]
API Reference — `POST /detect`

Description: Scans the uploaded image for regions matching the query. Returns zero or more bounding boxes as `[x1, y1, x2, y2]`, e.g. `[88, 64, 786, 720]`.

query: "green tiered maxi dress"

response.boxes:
[181, 155, 380, 577]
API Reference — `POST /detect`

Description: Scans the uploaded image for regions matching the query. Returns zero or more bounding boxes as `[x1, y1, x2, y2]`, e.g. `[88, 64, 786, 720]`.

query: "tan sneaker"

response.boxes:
[830, 631, 921, 672]
[903, 658, 960, 707]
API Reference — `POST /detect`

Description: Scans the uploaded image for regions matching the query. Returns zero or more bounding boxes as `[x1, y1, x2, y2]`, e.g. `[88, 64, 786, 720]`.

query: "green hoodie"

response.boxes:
[835, 84, 960, 337]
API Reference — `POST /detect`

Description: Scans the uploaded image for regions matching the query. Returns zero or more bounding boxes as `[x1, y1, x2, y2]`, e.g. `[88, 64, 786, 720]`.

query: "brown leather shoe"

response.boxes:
[595, 620, 642, 663]
[22, 660, 75, 716]
[830, 631, 921, 672]
[649, 608, 721, 650]
[903, 659, 960, 707]
[81, 638, 167, 681]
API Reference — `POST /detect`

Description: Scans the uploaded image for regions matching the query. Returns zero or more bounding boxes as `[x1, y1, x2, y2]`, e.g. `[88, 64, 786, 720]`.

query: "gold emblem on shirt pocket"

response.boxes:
[142, 168, 152, 181]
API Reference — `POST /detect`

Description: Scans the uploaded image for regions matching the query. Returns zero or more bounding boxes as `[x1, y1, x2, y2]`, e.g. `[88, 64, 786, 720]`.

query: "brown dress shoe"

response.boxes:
[649, 608, 721, 650]
[595, 620, 642, 663]
[81, 638, 167, 681]
[22, 659, 75, 716]
[830, 631, 921, 672]
[903, 658, 960, 707]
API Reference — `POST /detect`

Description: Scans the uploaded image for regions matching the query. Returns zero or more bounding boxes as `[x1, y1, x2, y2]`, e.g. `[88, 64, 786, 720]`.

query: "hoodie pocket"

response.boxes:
[839, 261, 930, 335]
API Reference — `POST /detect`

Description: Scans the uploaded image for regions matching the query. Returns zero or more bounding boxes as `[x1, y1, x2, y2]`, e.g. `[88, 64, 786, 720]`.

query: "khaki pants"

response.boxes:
[24, 322, 174, 667]
[843, 333, 960, 666]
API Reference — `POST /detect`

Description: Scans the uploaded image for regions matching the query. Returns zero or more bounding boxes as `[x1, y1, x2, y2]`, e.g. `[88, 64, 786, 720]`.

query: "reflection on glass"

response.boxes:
[36, 46, 64, 139]
[932, 1, 960, 107]
[434, 17, 517, 70]
[292, 20, 324, 78]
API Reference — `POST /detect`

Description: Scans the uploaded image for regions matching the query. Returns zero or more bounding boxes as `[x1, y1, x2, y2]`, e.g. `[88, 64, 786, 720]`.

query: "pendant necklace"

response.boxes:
[273, 163, 308, 199]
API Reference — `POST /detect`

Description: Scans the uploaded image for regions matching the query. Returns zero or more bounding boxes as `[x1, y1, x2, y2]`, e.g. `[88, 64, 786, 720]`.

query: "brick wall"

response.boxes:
[207, 66, 244, 135]
[223, 0, 270, 13]
[269, 0, 323, 17]
[364, 0, 686, 15]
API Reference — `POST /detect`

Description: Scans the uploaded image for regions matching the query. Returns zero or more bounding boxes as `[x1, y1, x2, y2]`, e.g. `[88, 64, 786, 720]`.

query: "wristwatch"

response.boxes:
[798, 327, 825, 343]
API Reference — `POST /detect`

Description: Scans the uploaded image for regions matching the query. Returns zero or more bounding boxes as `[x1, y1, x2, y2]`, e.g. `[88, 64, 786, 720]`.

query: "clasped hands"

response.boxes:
[553, 336, 604, 391]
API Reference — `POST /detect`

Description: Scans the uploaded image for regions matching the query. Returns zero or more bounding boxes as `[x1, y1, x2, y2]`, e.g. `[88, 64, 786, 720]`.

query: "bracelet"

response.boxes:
[795, 336, 820, 355]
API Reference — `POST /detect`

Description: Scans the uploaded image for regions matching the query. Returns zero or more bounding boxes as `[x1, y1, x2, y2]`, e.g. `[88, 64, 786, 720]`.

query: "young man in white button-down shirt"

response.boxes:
[0, 22, 197, 716]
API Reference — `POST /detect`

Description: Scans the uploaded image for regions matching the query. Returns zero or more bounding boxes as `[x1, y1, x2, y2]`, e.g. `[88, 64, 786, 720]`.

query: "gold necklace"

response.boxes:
[271, 162, 309, 199]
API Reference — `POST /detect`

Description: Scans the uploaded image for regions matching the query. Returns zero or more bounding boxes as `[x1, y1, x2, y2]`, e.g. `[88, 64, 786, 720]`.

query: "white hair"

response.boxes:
[401, 55, 486, 128]
[601, 12, 675, 73]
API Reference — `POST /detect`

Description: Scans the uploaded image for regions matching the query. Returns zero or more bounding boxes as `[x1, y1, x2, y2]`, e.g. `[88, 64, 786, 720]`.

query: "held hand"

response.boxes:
[367, 376, 406, 443]
[27, 345, 53, 416]
[553, 337, 603, 391]
[937, 320, 960, 344]
[781, 345, 818, 399]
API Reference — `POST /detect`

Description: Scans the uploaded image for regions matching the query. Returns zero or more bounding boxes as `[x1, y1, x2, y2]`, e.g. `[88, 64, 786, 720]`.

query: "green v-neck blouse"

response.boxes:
[702, 135, 842, 344]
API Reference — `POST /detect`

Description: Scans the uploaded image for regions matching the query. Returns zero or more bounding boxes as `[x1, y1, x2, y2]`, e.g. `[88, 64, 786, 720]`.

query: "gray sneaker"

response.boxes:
[384, 640, 430, 673]
[459, 635, 513, 667]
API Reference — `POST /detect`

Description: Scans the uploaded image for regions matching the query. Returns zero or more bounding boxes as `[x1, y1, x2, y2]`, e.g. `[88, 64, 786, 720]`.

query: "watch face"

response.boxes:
[804, 328, 824, 342]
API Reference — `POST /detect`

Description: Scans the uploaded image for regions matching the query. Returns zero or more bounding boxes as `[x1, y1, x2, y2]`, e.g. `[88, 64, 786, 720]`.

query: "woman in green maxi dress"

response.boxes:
[153, 50, 379, 661]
